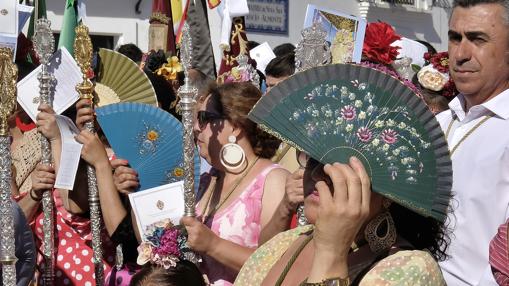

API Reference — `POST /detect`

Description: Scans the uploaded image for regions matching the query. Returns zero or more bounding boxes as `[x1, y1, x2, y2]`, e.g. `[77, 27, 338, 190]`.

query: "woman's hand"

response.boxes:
[307, 157, 371, 282]
[31, 163, 56, 196]
[181, 216, 219, 255]
[75, 130, 110, 169]
[282, 168, 305, 212]
[111, 158, 139, 194]
[75, 98, 94, 131]
[35, 104, 60, 141]
[313, 157, 371, 258]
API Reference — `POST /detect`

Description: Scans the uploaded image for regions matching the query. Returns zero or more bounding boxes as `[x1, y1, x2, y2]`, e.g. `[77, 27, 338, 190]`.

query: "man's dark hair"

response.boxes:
[265, 53, 295, 78]
[117, 43, 143, 63]
[453, 0, 509, 23]
[273, 43, 295, 57]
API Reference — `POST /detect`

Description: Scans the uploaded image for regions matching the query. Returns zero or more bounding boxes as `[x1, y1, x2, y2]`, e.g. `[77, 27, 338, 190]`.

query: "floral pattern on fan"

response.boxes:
[165, 161, 185, 184]
[137, 122, 164, 155]
[288, 82, 431, 184]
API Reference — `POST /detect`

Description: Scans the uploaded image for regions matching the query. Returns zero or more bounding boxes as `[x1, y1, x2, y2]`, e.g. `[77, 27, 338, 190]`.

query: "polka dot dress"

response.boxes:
[33, 191, 116, 285]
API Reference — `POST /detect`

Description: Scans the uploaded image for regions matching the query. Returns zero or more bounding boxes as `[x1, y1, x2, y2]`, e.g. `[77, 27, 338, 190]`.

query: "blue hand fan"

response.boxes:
[96, 102, 200, 191]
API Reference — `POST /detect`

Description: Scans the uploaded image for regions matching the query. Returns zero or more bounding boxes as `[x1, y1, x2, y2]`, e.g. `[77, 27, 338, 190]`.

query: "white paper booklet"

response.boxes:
[17, 47, 81, 122]
[0, 0, 18, 52]
[129, 181, 185, 241]
[250, 42, 276, 75]
[54, 115, 83, 190]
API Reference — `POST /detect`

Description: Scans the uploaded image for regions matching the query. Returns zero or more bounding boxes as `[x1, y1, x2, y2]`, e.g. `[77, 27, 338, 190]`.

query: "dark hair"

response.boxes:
[273, 43, 296, 57]
[129, 261, 206, 286]
[265, 53, 295, 78]
[389, 203, 450, 261]
[144, 50, 168, 73]
[117, 44, 143, 63]
[453, 0, 509, 22]
[144, 71, 177, 115]
[211, 82, 281, 158]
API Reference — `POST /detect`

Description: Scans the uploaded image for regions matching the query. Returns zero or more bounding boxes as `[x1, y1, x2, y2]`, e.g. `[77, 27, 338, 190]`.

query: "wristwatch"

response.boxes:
[300, 276, 350, 286]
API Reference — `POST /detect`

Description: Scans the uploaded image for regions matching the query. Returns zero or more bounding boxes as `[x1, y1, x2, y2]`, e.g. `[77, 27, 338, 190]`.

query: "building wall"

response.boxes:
[43, 0, 451, 70]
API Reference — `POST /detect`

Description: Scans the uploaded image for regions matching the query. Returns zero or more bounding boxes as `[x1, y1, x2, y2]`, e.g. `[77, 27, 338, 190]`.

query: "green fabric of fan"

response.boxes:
[249, 64, 452, 222]
[95, 48, 157, 106]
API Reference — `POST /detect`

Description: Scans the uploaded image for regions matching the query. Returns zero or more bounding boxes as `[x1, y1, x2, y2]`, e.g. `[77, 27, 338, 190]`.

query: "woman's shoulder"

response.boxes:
[360, 250, 445, 286]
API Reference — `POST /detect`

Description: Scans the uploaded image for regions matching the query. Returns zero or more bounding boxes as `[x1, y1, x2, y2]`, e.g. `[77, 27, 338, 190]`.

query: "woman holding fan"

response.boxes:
[234, 62, 453, 285]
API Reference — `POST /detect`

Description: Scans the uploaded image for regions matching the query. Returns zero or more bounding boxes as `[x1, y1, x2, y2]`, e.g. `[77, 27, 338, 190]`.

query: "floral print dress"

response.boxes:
[198, 164, 281, 286]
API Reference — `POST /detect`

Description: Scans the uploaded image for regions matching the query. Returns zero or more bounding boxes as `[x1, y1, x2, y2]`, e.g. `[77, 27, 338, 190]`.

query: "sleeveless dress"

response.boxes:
[198, 164, 281, 286]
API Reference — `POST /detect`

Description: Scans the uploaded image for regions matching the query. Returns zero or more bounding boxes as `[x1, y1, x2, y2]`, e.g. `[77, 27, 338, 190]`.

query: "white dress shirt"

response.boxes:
[437, 90, 509, 286]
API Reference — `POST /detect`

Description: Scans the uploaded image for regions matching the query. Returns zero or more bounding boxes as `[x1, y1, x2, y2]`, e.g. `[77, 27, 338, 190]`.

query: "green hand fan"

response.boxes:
[249, 64, 452, 222]
[95, 48, 157, 106]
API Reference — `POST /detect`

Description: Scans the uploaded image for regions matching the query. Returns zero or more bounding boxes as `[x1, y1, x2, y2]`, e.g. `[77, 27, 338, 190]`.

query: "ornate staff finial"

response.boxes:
[73, 22, 105, 286]
[32, 18, 56, 285]
[0, 47, 18, 286]
[295, 22, 331, 73]
[293, 21, 331, 227]
[178, 21, 198, 217]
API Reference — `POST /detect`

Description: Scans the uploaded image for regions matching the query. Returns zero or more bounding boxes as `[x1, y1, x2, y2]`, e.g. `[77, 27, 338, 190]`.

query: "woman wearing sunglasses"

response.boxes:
[180, 82, 290, 285]
[234, 153, 449, 286]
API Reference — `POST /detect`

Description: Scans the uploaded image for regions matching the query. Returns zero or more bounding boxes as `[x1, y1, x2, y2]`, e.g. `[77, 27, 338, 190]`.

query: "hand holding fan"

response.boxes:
[249, 64, 452, 221]
[96, 102, 200, 191]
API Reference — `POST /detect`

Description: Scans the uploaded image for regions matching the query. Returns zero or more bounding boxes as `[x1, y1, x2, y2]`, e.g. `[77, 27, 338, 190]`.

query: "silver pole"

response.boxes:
[294, 21, 331, 226]
[73, 23, 104, 285]
[178, 22, 198, 217]
[32, 18, 55, 285]
[0, 47, 19, 286]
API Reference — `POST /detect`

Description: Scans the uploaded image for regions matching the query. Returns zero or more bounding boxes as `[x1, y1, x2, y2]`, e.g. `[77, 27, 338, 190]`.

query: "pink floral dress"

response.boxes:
[198, 164, 281, 286]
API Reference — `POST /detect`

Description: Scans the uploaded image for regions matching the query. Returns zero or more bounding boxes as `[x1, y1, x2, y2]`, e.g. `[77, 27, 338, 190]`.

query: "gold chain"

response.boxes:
[201, 156, 260, 223]
[445, 115, 493, 155]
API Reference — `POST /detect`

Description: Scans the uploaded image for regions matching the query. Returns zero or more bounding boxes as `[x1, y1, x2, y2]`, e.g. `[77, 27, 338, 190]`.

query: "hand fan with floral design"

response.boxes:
[249, 64, 452, 221]
[96, 102, 200, 191]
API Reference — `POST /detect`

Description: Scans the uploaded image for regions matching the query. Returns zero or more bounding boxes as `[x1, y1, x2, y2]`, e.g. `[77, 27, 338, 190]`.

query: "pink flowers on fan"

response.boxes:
[341, 105, 356, 121]
[357, 127, 373, 142]
[381, 129, 398, 144]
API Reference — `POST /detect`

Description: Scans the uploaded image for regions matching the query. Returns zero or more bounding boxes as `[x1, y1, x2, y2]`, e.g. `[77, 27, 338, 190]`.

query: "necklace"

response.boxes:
[201, 156, 260, 223]
[445, 115, 493, 155]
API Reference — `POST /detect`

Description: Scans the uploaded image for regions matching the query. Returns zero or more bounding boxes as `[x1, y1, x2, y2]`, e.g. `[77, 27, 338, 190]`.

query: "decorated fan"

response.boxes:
[95, 48, 158, 106]
[96, 102, 200, 191]
[249, 64, 452, 222]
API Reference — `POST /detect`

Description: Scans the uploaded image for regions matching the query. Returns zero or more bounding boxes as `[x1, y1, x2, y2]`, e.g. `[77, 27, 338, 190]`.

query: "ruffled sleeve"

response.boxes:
[360, 250, 445, 286]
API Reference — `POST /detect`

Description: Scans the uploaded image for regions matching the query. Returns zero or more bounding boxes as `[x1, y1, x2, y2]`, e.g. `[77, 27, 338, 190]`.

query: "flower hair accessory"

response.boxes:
[137, 219, 200, 269]
[417, 52, 458, 98]
[156, 56, 183, 81]
[362, 22, 401, 65]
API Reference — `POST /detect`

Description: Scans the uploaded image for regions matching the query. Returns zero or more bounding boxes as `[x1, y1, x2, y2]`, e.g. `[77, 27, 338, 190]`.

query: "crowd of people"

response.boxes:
[3, 0, 509, 285]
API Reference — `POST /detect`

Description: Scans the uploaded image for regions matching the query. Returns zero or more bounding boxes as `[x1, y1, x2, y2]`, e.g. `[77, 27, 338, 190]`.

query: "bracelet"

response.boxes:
[300, 276, 350, 286]
[29, 189, 43, 202]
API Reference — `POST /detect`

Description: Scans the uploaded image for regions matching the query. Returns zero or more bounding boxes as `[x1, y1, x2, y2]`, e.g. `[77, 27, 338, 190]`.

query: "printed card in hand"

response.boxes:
[54, 115, 83, 190]
[129, 181, 185, 241]
[17, 47, 81, 122]
[0, 0, 18, 52]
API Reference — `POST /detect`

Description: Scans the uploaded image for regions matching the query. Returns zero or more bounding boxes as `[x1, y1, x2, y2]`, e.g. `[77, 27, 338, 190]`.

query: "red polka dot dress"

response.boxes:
[32, 191, 116, 285]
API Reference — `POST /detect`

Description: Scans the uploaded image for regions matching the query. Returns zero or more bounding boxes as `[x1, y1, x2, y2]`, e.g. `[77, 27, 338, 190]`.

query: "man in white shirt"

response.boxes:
[437, 0, 509, 285]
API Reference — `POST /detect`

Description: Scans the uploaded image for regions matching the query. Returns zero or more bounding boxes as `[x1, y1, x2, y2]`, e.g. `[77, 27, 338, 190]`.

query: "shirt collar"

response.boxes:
[448, 89, 509, 121]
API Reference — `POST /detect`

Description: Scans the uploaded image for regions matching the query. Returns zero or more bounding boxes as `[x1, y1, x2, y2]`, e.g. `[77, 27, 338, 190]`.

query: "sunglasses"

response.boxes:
[296, 151, 332, 186]
[197, 111, 224, 130]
